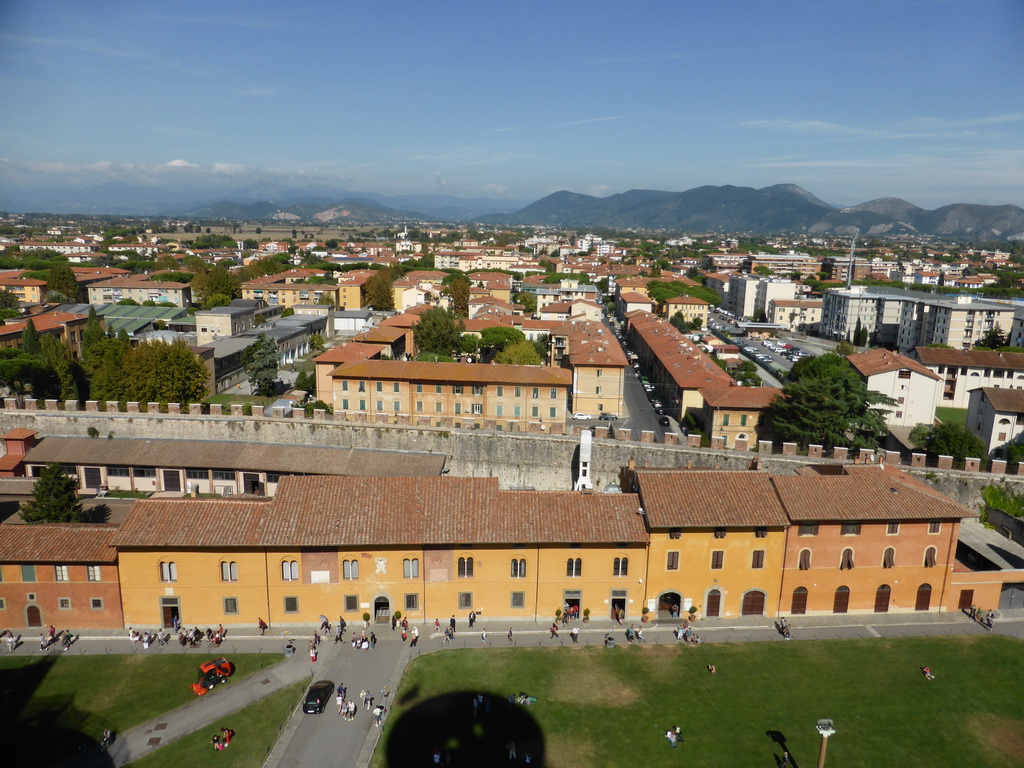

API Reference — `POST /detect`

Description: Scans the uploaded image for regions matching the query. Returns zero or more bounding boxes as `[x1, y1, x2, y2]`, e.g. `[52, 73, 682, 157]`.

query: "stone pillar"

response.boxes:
[617, 428, 633, 441]
[858, 448, 875, 463]
[758, 440, 773, 454]
[911, 453, 927, 467]
[189, 403, 203, 416]
[4, 398, 18, 410]
[806, 445, 823, 459]
[687, 434, 702, 448]
[710, 436, 725, 450]
[45, 399, 59, 411]
[936, 455, 953, 470]
[313, 409, 327, 421]
[549, 423, 565, 435]
[884, 450, 901, 465]
[126, 402, 139, 413]
[24, 399, 37, 410]
[990, 459, 1007, 475]
[963, 457, 981, 473]
[167, 403, 181, 415]
[782, 442, 797, 456]
[734, 437, 749, 452]
[640, 430, 655, 443]
[594, 427, 609, 439]
[662, 432, 678, 445]
[149, 402, 163, 414]
[1016, 462, 1024, 476]
[64, 400, 78, 412]
[106, 401, 121, 413]
[832, 446, 849, 462]
[85, 400, 99, 412]
[209, 404, 223, 416]
[231, 404, 245, 417]
[417, 416, 431, 428]
[394, 415, 410, 426]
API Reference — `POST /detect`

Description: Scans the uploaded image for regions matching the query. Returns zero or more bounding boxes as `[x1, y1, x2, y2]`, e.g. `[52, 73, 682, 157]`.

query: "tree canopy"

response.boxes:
[413, 308, 465, 357]
[120, 339, 210, 404]
[495, 340, 543, 365]
[909, 421, 987, 463]
[479, 326, 526, 354]
[46, 263, 80, 301]
[20, 462, 86, 523]
[241, 334, 279, 397]
[362, 268, 396, 311]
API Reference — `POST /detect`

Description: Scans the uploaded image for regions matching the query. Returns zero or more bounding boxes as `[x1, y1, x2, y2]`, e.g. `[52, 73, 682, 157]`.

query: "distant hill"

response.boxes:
[480, 184, 1024, 240]
[184, 197, 422, 224]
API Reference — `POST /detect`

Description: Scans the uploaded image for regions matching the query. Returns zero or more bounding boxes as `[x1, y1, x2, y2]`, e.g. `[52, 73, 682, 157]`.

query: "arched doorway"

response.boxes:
[833, 586, 850, 614]
[658, 591, 682, 620]
[915, 583, 932, 612]
[741, 590, 766, 616]
[705, 589, 722, 618]
[791, 587, 808, 615]
[874, 584, 891, 613]
[373, 596, 391, 624]
[26, 605, 42, 627]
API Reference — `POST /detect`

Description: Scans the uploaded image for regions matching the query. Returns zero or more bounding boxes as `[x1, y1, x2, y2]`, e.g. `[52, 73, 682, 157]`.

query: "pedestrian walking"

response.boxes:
[481, 628, 488, 644]
[257, 618, 268, 636]
[434, 618, 440, 632]
[449, 615, 456, 634]
[550, 623, 559, 638]
[469, 611, 476, 628]
[507, 740, 517, 760]
[370, 632, 377, 649]
[373, 705, 384, 727]
[570, 626, 580, 644]
[337, 689, 345, 714]
[507, 627, 514, 644]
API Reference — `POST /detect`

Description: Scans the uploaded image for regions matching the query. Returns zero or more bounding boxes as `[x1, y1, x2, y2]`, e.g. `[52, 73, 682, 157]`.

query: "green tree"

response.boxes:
[910, 421, 987, 462]
[362, 267, 396, 310]
[0, 290, 20, 311]
[835, 340, 856, 356]
[479, 326, 526, 353]
[0, 348, 50, 397]
[120, 339, 210, 404]
[84, 331, 131, 402]
[21, 318, 41, 356]
[46, 263, 80, 301]
[853, 318, 868, 347]
[444, 276, 471, 318]
[413, 308, 464, 357]
[459, 334, 480, 355]
[294, 369, 317, 395]
[730, 360, 762, 387]
[20, 462, 86, 523]
[513, 291, 537, 315]
[309, 334, 326, 353]
[241, 333, 279, 396]
[191, 265, 241, 309]
[495, 340, 543, 365]
[978, 324, 1009, 349]
[39, 334, 82, 401]
[155, 253, 180, 272]
[769, 356, 894, 449]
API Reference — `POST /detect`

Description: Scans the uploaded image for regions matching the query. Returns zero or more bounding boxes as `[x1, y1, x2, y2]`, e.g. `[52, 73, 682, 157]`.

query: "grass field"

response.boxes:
[936, 406, 969, 428]
[0, 652, 278, 765]
[374, 636, 1024, 768]
[124, 680, 306, 768]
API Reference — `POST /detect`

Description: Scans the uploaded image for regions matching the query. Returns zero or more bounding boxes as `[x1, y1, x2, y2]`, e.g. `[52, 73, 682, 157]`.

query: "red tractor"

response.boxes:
[191, 657, 235, 695]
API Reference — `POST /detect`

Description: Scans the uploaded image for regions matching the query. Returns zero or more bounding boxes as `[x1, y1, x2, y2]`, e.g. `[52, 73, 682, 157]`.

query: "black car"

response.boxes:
[303, 679, 335, 714]
[658, 416, 671, 427]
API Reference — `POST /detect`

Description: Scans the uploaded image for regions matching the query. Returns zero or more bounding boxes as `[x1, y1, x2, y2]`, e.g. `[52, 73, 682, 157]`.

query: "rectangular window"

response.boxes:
[416, 401, 423, 412]
[404, 593, 419, 611]
[134, 466, 156, 478]
[220, 561, 239, 581]
[342, 399, 349, 410]
[842, 522, 861, 536]
[358, 381, 366, 392]
[87, 565, 102, 581]
[435, 402, 442, 413]
[928, 521, 941, 534]
[711, 551, 724, 570]
[472, 403, 482, 415]
[751, 550, 765, 569]
[436, 384, 442, 394]
[0, 598, 5, 610]
[458, 592, 473, 610]
[393, 400, 401, 412]
[91, 598, 103, 610]
[455, 403, 461, 415]
[54, 565, 70, 582]
[284, 596, 299, 613]
[714, 527, 727, 539]
[550, 388, 557, 399]
[740, 414, 748, 426]
[403, 558, 419, 578]
[511, 591, 525, 609]
[394, 382, 400, 393]
[342, 380, 349, 391]
[669, 528, 682, 539]
[531, 406, 538, 418]
[515, 387, 522, 398]
[376, 381, 383, 392]
[532, 388, 539, 399]
[666, 551, 680, 571]
[416, 383, 423, 393]
[799, 524, 818, 536]
[887, 522, 900, 535]
[212, 470, 234, 481]
[722, 414, 730, 426]
[453, 385, 463, 395]
[267, 473, 281, 484]
[108, 466, 130, 477]
[21, 565, 36, 582]
[496, 386, 504, 397]
[344, 595, 358, 612]
[514, 406, 521, 417]
[472, 385, 484, 396]
[496, 405, 504, 417]
[375, 400, 383, 411]
[342, 560, 359, 580]
[58, 597, 71, 610]
[185, 468, 206, 480]
[549, 407, 556, 418]
[223, 597, 239, 615]
[755, 527, 767, 539]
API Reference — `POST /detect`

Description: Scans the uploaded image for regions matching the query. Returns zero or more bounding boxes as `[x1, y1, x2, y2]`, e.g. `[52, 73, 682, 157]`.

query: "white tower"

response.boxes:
[574, 429, 594, 491]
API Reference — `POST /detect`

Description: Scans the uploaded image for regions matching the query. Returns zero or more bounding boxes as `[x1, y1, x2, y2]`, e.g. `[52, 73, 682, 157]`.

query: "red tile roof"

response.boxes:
[977, 386, 1024, 413]
[0, 523, 119, 563]
[635, 471, 790, 528]
[915, 347, 1024, 371]
[847, 349, 940, 381]
[698, 386, 781, 409]
[329, 360, 572, 386]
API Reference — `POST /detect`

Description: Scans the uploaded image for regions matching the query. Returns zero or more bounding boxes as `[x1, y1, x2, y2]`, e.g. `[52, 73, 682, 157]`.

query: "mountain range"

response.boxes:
[3, 182, 1023, 240]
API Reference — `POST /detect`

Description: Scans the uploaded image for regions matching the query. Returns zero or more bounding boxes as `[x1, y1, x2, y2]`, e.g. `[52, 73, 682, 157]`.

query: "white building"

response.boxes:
[914, 347, 1024, 410]
[847, 349, 941, 428]
[726, 276, 796, 320]
[967, 387, 1024, 457]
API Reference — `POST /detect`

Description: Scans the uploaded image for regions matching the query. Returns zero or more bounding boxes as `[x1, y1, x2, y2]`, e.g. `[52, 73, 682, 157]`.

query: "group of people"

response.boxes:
[673, 625, 701, 644]
[38, 626, 78, 651]
[174, 626, 220, 649]
[625, 624, 645, 644]
[210, 727, 234, 751]
[335, 683, 358, 720]
[968, 606, 997, 629]
[664, 725, 683, 748]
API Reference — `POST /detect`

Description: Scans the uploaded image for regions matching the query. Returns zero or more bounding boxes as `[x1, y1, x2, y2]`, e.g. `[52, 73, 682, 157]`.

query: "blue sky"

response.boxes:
[2, 0, 1023, 209]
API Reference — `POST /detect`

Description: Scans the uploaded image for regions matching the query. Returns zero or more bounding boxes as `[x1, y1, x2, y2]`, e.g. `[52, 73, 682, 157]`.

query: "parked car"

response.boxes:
[572, 413, 592, 421]
[598, 412, 618, 420]
[191, 657, 235, 695]
[303, 680, 336, 714]
[658, 416, 671, 427]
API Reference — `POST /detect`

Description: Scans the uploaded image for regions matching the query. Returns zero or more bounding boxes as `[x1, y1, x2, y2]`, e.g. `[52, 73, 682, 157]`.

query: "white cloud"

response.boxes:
[164, 159, 198, 168]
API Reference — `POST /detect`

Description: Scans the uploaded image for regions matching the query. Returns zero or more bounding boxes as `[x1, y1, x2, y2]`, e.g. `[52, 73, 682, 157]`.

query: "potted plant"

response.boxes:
[583, 608, 591, 623]
[554, 608, 562, 622]
[641, 606, 650, 623]
[393, 610, 402, 621]
[362, 612, 371, 623]
[688, 606, 698, 621]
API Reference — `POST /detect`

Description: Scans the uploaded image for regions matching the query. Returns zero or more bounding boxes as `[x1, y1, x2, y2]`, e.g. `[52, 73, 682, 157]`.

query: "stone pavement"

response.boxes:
[17, 609, 1020, 768]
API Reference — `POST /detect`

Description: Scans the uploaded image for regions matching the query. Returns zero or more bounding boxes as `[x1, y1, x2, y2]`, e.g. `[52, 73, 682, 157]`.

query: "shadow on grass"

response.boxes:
[766, 729, 798, 768]
[385, 690, 544, 766]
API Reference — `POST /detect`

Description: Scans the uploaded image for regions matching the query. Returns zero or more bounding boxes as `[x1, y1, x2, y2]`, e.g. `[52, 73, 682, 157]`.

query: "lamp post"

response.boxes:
[815, 719, 836, 768]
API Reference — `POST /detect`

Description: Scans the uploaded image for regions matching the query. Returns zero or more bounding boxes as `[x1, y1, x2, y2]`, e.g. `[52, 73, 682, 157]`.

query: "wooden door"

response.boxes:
[874, 585, 891, 613]
[741, 591, 765, 616]
[832, 587, 849, 614]
[915, 584, 932, 611]
[26, 605, 42, 627]
[791, 587, 808, 615]
[163, 470, 181, 493]
[83, 467, 102, 488]
[705, 590, 721, 618]
[957, 589, 974, 611]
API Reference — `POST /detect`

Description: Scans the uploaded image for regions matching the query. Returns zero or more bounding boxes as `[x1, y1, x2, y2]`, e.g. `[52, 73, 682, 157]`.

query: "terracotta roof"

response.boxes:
[770, 299, 822, 308]
[23, 437, 446, 477]
[977, 386, 1024, 413]
[771, 464, 972, 521]
[313, 343, 387, 365]
[915, 347, 1024, 371]
[847, 349, 940, 381]
[618, 292, 653, 304]
[329, 360, 572, 386]
[0, 523, 119, 563]
[114, 476, 648, 548]
[698, 386, 781, 409]
[664, 296, 709, 306]
[635, 470, 790, 528]
[4, 428, 38, 440]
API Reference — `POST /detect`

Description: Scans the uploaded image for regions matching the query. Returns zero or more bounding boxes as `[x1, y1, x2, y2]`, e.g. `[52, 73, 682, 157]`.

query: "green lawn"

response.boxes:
[0, 652, 278, 765]
[374, 636, 1024, 768]
[124, 680, 306, 768]
[936, 406, 969, 428]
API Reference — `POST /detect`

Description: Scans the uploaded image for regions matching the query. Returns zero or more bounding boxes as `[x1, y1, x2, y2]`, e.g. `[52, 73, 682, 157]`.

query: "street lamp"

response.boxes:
[815, 719, 836, 768]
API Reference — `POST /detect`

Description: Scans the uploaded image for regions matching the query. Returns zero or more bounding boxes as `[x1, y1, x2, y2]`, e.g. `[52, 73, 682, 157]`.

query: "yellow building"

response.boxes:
[662, 296, 710, 327]
[698, 386, 781, 448]
[241, 281, 347, 309]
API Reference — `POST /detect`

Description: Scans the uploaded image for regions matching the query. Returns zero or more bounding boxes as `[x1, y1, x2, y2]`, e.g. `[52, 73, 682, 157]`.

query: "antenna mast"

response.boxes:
[845, 229, 860, 289]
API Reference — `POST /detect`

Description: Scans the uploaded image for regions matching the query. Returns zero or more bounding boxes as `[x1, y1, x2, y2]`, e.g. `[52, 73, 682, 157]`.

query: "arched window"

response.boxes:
[281, 560, 298, 581]
[923, 547, 937, 568]
[342, 560, 359, 580]
[613, 557, 628, 577]
[403, 558, 419, 578]
[791, 586, 808, 615]
[510, 558, 526, 579]
[160, 561, 177, 583]
[874, 584, 891, 613]
[566, 557, 582, 578]
[833, 585, 850, 614]
[882, 548, 895, 569]
[798, 549, 811, 570]
[220, 561, 238, 582]
[915, 583, 932, 611]
[458, 556, 474, 578]
[840, 548, 855, 570]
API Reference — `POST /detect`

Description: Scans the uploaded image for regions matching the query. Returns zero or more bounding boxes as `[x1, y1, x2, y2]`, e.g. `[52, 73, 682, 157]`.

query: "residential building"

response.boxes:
[616, 292, 654, 317]
[0, 312, 91, 358]
[697, 386, 780, 448]
[741, 251, 820, 277]
[915, 347, 1024, 409]
[87, 277, 192, 308]
[727, 276, 796, 320]
[846, 349, 942, 428]
[767, 299, 822, 332]
[662, 296, 710, 328]
[967, 387, 1024, 456]
[550, 320, 627, 418]
[0, 273, 47, 303]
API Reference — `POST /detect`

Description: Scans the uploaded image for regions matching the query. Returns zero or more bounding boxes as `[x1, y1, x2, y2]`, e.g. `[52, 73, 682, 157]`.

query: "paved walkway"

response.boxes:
[17, 609, 1019, 768]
